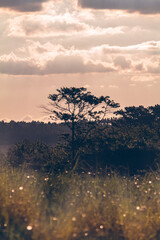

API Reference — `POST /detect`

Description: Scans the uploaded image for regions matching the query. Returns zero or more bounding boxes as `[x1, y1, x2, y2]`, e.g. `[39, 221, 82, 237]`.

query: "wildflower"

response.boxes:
[136, 206, 140, 210]
[149, 181, 152, 184]
[27, 225, 32, 231]
[19, 186, 23, 190]
[11, 189, 15, 193]
[100, 225, 104, 229]
[72, 217, 76, 221]
[52, 217, 57, 221]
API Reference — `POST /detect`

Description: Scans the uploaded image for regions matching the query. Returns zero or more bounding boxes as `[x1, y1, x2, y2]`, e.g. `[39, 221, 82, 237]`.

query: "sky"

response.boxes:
[0, 0, 160, 122]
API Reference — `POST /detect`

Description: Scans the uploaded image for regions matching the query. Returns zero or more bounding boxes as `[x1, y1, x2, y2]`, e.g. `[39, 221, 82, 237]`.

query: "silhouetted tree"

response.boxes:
[115, 105, 153, 125]
[44, 87, 120, 170]
[7, 140, 55, 172]
[149, 105, 160, 121]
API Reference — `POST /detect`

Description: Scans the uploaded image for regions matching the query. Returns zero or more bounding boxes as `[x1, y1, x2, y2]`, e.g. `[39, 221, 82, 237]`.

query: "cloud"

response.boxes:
[0, 52, 40, 75]
[78, 0, 160, 14]
[0, 52, 115, 75]
[108, 85, 119, 89]
[0, 0, 48, 12]
[98, 41, 160, 55]
[44, 55, 115, 74]
[0, 58, 39, 75]
[147, 65, 160, 73]
[131, 75, 155, 82]
[21, 115, 33, 122]
[7, 14, 124, 38]
[129, 83, 136, 87]
[114, 56, 131, 69]
[7, 14, 89, 37]
[135, 64, 144, 71]
[0, 40, 159, 75]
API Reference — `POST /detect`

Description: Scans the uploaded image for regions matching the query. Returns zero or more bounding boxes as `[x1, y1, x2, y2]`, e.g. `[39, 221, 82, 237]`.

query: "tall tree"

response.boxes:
[44, 87, 120, 170]
[115, 105, 160, 125]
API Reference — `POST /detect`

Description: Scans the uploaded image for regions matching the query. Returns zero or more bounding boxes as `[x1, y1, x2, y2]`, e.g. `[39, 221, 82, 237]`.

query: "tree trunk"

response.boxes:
[71, 117, 75, 162]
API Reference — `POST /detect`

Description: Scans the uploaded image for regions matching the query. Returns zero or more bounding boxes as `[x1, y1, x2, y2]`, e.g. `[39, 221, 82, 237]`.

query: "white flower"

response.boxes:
[27, 225, 32, 231]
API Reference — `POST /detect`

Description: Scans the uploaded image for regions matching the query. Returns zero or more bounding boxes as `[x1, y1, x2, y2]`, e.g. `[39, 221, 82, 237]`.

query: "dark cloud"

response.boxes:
[44, 55, 115, 74]
[147, 65, 160, 73]
[0, 55, 115, 75]
[78, 0, 160, 14]
[0, 0, 48, 12]
[0, 59, 39, 75]
[135, 63, 144, 71]
[114, 56, 131, 69]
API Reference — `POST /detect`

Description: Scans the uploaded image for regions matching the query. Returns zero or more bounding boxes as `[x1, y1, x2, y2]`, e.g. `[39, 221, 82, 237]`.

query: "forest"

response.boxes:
[1, 103, 160, 174]
[1, 87, 160, 240]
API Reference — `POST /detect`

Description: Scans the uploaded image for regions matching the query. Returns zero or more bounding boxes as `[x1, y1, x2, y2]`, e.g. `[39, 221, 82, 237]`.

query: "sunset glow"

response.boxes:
[0, 0, 160, 122]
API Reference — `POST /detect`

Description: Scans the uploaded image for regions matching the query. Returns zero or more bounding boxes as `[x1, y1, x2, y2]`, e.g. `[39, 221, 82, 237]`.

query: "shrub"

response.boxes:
[7, 140, 55, 172]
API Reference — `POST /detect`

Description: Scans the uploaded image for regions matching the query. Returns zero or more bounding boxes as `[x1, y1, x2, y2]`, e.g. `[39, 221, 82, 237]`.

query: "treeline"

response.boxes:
[85, 105, 160, 173]
[0, 121, 68, 145]
[1, 104, 160, 174]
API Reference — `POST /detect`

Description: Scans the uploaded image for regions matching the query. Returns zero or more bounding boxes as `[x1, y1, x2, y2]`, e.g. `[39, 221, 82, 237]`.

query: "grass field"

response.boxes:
[1, 160, 160, 240]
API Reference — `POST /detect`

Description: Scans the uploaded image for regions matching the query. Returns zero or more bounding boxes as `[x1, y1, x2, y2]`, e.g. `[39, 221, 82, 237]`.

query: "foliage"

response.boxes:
[47, 87, 119, 122]
[69, 105, 160, 174]
[45, 87, 119, 169]
[7, 140, 56, 172]
[115, 104, 160, 124]
[1, 103, 160, 174]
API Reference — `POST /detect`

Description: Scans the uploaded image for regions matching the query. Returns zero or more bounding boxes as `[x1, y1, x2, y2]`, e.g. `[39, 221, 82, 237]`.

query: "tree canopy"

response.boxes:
[45, 87, 120, 170]
[115, 105, 160, 125]
[48, 87, 120, 123]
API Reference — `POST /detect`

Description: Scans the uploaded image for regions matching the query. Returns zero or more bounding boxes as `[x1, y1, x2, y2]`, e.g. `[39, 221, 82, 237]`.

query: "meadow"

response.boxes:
[1, 158, 160, 240]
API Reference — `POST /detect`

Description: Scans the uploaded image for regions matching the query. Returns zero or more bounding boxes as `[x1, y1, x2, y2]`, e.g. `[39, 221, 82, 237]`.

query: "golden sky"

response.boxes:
[0, 0, 160, 122]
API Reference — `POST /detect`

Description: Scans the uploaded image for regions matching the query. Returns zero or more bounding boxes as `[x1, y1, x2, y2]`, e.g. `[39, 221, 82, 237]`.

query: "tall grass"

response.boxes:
[1, 160, 160, 239]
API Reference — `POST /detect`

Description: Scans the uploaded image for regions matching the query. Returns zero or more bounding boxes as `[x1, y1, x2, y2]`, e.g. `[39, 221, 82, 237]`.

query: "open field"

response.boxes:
[1, 160, 160, 240]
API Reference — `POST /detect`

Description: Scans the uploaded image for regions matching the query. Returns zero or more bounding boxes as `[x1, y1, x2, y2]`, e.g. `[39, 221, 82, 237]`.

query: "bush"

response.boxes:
[7, 140, 56, 172]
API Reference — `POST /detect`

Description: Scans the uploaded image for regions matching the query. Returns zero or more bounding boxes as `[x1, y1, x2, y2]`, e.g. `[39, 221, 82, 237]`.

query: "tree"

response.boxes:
[44, 87, 120, 170]
[115, 105, 153, 125]
[115, 105, 160, 126]
[8, 140, 55, 172]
